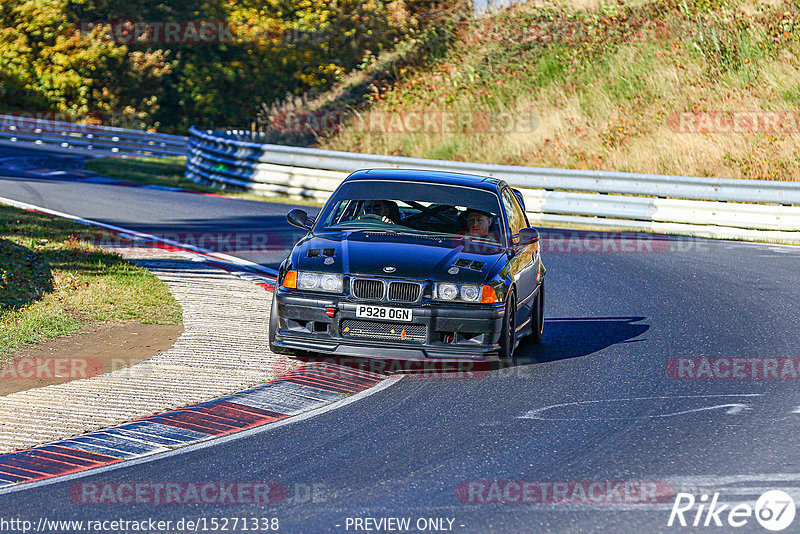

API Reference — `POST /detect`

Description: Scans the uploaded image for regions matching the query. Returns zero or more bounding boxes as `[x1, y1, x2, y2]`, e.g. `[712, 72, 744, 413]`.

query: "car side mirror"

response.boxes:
[517, 227, 539, 246]
[287, 209, 313, 230]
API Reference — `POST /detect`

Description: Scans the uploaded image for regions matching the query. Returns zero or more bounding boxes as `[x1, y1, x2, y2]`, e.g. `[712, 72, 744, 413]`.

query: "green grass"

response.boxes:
[85, 157, 190, 190]
[0, 204, 182, 358]
[85, 157, 323, 206]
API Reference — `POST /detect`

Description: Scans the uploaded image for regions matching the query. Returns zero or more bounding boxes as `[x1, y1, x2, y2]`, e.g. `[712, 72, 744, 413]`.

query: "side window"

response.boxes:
[501, 188, 526, 235]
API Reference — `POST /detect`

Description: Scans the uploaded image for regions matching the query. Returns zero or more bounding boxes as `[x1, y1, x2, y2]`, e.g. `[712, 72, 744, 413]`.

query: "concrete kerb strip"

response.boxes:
[0, 195, 395, 487]
[0, 251, 279, 453]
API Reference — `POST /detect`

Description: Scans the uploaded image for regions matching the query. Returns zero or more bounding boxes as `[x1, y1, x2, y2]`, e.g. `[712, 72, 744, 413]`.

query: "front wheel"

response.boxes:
[498, 292, 517, 364]
[530, 281, 544, 343]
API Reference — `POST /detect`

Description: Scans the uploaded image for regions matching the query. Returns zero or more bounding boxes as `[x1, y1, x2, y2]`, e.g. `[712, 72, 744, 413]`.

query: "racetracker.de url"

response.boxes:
[0, 516, 280, 533]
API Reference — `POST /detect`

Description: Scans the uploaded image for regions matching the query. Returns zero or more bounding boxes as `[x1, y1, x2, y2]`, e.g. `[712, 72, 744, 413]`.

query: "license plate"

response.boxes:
[356, 305, 412, 322]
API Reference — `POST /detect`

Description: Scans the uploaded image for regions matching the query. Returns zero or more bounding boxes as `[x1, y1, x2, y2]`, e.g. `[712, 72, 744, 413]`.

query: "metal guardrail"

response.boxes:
[10, 114, 796, 242]
[0, 114, 187, 157]
[186, 128, 800, 243]
[473, 0, 526, 16]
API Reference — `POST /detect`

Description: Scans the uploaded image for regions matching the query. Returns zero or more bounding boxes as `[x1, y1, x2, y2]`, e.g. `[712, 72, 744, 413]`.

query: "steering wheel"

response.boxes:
[403, 203, 455, 226]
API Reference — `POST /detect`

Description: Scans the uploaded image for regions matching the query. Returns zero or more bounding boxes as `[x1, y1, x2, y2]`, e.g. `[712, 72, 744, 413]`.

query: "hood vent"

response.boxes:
[307, 248, 335, 258]
[452, 258, 485, 271]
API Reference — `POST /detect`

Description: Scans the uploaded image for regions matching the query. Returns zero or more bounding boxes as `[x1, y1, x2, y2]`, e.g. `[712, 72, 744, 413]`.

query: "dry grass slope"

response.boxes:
[314, 0, 800, 181]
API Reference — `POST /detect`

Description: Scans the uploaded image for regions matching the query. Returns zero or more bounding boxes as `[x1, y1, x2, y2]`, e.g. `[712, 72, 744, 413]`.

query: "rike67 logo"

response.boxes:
[669, 490, 796, 531]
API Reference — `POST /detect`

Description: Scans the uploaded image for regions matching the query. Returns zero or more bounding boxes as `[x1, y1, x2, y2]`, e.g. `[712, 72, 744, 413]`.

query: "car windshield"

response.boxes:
[314, 179, 505, 244]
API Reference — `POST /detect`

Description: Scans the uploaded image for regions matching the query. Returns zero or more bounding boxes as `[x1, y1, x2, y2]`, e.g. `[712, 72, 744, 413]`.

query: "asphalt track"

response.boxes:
[2, 144, 800, 533]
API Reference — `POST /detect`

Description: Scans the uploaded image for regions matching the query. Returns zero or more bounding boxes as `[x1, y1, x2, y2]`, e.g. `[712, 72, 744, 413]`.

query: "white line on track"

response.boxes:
[0, 194, 278, 277]
[519, 394, 764, 420]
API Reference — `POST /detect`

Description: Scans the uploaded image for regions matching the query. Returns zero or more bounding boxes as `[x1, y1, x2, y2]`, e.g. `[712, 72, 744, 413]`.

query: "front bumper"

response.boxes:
[271, 290, 506, 361]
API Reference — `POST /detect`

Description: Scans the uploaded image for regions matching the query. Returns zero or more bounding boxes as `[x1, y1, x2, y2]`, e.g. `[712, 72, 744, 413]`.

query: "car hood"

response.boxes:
[293, 231, 505, 283]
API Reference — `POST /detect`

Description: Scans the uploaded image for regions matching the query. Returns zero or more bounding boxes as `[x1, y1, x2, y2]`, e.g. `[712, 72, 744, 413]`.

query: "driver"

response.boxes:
[361, 199, 400, 224]
[463, 209, 495, 239]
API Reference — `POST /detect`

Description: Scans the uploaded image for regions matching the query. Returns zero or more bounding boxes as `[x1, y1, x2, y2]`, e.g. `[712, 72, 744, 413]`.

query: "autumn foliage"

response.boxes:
[0, 0, 422, 133]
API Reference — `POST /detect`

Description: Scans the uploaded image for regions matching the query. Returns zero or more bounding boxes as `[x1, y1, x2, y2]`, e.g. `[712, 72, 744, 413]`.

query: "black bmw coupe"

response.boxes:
[269, 169, 545, 363]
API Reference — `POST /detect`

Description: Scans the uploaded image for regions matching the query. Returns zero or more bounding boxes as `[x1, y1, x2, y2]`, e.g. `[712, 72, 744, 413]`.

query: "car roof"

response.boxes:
[345, 169, 505, 192]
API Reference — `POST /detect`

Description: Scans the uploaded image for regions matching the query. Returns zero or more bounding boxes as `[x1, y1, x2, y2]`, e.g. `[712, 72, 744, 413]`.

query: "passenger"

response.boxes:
[361, 199, 400, 224]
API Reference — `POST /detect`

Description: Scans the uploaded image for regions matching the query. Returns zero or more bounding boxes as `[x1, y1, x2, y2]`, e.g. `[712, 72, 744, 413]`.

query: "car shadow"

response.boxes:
[296, 316, 649, 377]
[514, 316, 650, 365]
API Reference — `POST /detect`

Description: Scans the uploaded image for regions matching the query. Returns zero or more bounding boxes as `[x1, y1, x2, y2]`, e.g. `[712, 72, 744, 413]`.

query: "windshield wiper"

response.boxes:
[328, 225, 399, 234]
[460, 234, 501, 245]
[362, 228, 398, 234]
[394, 230, 450, 236]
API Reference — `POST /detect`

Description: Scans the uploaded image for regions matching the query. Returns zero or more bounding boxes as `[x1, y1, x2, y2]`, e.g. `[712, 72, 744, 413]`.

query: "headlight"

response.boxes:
[434, 283, 488, 302]
[438, 283, 458, 300]
[295, 271, 343, 293]
[460, 285, 480, 302]
[298, 272, 320, 289]
[320, 273, 342, 292]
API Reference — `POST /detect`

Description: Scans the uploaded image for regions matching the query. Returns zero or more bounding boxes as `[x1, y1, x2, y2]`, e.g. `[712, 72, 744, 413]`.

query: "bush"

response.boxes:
[0, 0, 426, 133]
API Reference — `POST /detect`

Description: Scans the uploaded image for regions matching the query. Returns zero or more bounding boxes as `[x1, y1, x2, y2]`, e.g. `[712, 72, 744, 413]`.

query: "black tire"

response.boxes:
[531, 281, 544, 344]
[498, 291, 517, 364]
[269, 291, 295, 355]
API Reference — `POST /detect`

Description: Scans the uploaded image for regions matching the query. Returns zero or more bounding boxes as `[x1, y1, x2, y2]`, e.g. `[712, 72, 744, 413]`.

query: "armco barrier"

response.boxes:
[186, 128, 800, 244]
[0, 114, 187, 157]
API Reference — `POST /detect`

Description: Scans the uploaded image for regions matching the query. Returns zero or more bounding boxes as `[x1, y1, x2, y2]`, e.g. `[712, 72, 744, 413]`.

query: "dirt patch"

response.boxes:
[0, 323, 183, 396]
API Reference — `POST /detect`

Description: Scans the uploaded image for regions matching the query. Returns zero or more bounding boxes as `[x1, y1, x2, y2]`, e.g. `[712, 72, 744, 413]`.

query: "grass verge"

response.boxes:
[0, 203, 182, 358]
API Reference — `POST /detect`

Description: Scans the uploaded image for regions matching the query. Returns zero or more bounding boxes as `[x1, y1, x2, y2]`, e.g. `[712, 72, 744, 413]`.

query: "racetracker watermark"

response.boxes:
[667, 357, 800, 379]
[69, 482, 332, 505]
[71, 482, 282, 505]
[459, 232, 707, 255]
[272, 356, 546, 380]
[69, 482, 283, 505]
[0, 357, 104, 381]
[0, 111, 145, 131]
[76, 230, 289, 253]
[456, 480, 674, 504]
[76, 21, 281, 44]
[0, 357, 222, 383]
[449, 232, 708, 256]
[539, 232, 673, 253]
[668, 111, 800, 134]
[263, 109, 539, 135]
